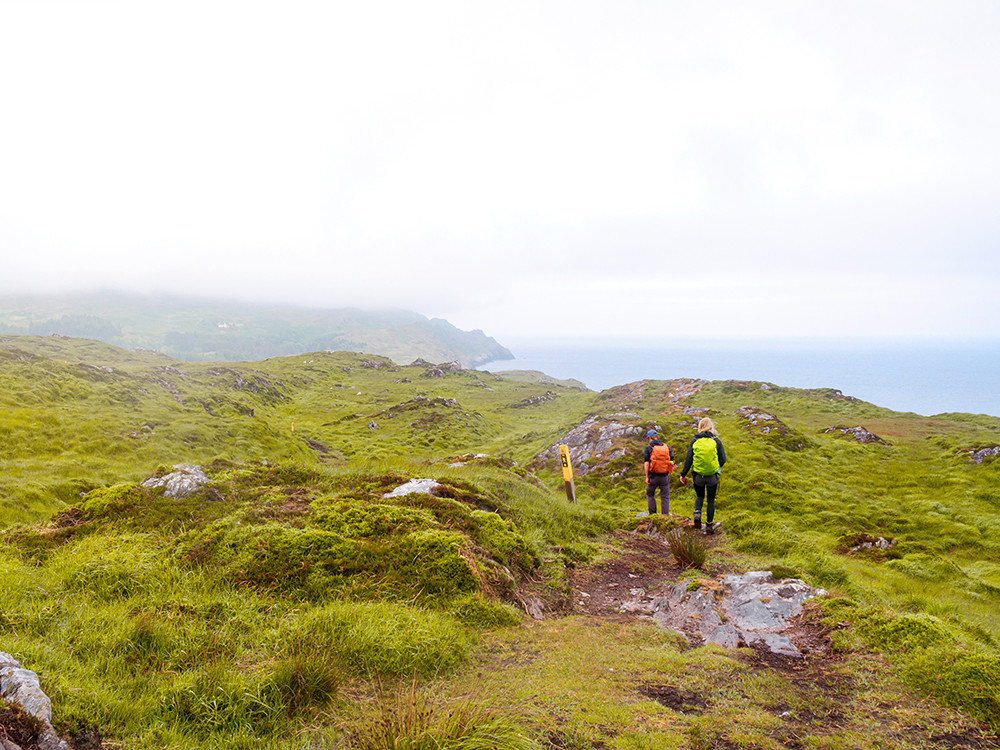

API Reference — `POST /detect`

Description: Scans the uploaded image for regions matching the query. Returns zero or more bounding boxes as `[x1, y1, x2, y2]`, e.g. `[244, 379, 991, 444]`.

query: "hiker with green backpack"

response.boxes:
[679, 417, 727, 534]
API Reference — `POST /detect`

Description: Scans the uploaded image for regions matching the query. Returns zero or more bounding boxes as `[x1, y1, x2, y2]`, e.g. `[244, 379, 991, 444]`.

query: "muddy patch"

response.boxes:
[638, 684, 707, 714]
[566, 531, 687, 619]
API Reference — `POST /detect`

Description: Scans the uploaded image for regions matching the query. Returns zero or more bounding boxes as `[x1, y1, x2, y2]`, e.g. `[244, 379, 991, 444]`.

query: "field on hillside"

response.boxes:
[1, 334, 999, 749]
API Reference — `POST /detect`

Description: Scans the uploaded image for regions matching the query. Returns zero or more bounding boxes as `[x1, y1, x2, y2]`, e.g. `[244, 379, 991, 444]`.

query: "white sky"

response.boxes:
[1, 0, 998, 342]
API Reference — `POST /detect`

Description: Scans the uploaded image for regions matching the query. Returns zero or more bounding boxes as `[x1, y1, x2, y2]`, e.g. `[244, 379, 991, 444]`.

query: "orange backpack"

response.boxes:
[649, 444, 674, 473]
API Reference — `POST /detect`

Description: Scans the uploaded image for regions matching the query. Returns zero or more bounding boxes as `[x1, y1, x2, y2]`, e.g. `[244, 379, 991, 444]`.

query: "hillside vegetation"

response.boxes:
[0, 292, 513, 366]
[1, 334, 999, 749]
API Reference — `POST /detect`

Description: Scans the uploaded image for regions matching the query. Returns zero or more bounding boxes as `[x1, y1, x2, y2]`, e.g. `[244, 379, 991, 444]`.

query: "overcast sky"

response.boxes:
[1, 1, 998, 343]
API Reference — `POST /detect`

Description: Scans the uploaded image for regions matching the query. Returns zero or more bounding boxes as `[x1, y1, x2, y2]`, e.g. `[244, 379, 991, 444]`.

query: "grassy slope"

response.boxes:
[1, 336, 999, 748]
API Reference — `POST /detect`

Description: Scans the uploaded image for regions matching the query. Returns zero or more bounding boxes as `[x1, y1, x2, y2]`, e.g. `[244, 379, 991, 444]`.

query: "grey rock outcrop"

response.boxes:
[968, 446, 1000, 464]
[843, 534, 897, 555]
[0, 652, 69, 749]
[382, 478, 441, 498]
[536, 417, 645, 476]
[734, 406, 810, 451]
[510, 391, 557, 408]
[649, 571, 826, 657]
[734, 406, 780, 433]
[140, 464, 210, 498]
[824, 425, 889, 445]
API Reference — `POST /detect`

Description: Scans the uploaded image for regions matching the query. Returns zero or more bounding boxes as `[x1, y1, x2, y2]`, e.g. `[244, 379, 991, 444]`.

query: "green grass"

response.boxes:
[2, 334, 1000, 746]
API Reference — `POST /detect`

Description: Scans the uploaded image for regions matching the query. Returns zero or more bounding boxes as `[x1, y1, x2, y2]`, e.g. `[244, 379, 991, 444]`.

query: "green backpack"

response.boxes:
[692, 436, 720, 475]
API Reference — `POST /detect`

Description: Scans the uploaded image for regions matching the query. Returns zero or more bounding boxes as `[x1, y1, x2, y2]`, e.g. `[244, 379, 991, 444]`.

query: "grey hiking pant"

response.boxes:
[646, 473, 670, 514]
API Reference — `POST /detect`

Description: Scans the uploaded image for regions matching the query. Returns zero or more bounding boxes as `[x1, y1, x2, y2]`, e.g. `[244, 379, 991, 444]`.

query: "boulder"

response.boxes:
[536, 417, 645, 476]
[0, 653, 68, 750]
[734, 407, 810, 451]
[968, 446, 1000, 465]
[140, 464, 210, 498]
[824, 425, 889, 445]
[652, 571, 826, 657]
[509, 391, 558, 408]
[382, 478, 441, 498]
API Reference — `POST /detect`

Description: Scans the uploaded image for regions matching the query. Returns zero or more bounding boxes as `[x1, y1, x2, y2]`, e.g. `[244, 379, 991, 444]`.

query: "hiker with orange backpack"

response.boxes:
[679, 417, 727, 534]
[643, 429, 674, 514]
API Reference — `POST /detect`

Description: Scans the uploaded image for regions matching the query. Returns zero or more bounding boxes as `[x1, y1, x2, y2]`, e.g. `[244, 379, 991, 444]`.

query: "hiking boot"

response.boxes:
[693, 516, 701, 530]
[705, 522, 714, 535]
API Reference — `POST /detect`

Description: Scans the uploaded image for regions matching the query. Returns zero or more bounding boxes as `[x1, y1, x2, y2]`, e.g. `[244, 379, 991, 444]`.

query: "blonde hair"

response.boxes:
[698, 417, 715, 433]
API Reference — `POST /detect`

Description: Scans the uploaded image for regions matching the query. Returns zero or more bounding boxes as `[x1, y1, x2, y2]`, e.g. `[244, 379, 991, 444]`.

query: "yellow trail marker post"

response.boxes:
[558, 444, 576, 503]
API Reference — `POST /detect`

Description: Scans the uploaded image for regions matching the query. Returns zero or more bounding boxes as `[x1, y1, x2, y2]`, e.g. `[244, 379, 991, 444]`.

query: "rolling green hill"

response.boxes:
[1, 334, 999, 749]
[0, 292, 514, 366]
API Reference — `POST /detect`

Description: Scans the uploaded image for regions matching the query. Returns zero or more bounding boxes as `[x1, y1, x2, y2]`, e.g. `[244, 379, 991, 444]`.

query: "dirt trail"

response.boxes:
[560, 527, 1000, 750]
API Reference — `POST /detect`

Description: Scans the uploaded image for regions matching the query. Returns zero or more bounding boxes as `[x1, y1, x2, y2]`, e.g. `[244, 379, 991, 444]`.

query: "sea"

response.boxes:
[480, 339, 1000, 419]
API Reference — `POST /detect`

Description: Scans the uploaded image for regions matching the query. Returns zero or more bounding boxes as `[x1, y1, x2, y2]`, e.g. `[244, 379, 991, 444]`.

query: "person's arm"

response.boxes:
[644, 460, 651, 483]
[716, 437, 727, 469]
[679, 440, 694, 483]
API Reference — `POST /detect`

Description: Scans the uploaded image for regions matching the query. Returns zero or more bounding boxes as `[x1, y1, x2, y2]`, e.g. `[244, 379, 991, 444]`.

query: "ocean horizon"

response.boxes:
[480, 338, 1000, 419]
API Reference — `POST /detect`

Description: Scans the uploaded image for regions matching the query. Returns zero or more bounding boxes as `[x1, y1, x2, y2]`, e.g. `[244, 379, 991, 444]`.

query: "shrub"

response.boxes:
[666, 529, 706, 569]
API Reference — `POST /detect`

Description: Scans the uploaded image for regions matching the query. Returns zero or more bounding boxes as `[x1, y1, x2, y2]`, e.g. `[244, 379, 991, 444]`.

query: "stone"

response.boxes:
[649, 596, 671, 613]
[734, 407, 809, 451]
[1, 666, 52, 723]
[382, 478, 441, 498]
[523, 596, 545, 620]
[140, 464, 210, 498]
[536, 417, 645, 476]
[510, 391, 558, 409]
[824, 425, 889, 445]
[653, 571, 826, 657]
[743, 632, 800, 657]
[969, 446, 1000, 464]
[707, 623, 740, 649]
[0, 653, 68, 749]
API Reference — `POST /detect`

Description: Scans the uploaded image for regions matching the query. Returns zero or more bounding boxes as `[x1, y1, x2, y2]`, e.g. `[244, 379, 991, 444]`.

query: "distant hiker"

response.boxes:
[643, 430, 674, 514]
[679, 417, 727, 534]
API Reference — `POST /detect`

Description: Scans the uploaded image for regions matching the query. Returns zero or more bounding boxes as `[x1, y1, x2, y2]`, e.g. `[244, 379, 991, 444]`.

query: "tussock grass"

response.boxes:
[343, 682, 538, 750]
[282, 602, 472, 679]
[666, 528, 707, 569]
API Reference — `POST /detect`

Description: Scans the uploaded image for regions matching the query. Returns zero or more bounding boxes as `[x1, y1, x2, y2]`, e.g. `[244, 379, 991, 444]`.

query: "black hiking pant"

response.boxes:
[692, 473, 719, 525]
[646, 473, 670, 514]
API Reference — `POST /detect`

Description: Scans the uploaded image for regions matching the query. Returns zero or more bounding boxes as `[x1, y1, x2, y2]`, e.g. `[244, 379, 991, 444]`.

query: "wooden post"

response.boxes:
[558, 444, 576, 503]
